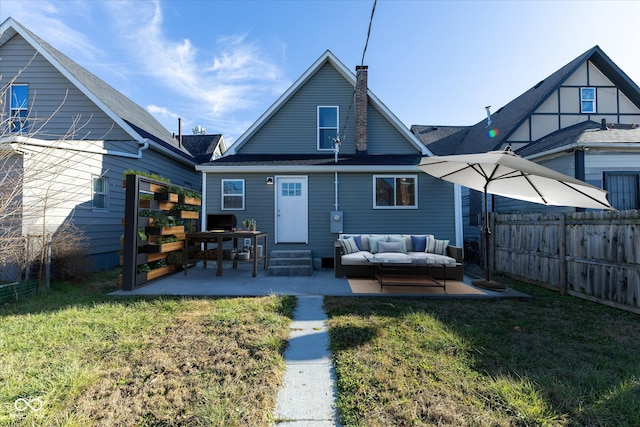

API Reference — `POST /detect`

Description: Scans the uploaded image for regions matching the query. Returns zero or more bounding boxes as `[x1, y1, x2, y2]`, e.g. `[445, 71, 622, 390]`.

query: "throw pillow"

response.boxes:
[387, 236, 408, 253]
[339, 237, 360, 254]
[341, 235, 362, 251]
[377, 241, 404, 253]
[411, 235, 427, 252]
[427, 238, 450, 255]
[368, 236, 387, 254]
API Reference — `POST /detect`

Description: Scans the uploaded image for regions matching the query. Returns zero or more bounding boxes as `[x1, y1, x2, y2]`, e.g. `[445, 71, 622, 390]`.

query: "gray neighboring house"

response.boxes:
[413, 45, 640, 258]
[0, 17, 200, 271]
[197, 50, 462, 268]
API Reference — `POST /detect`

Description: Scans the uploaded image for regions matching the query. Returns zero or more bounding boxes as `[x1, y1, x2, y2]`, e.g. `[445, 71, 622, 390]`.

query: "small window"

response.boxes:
[317, 106, 338, 150]
[281, 182, 302, 197]
[580, 87, 596, 113]
[373, 175, 417, 209]
[92, 176, 108, 210]
[10, 84, 29, 133]
[222, 179, 244, 210]
[604, 172, 639, 210]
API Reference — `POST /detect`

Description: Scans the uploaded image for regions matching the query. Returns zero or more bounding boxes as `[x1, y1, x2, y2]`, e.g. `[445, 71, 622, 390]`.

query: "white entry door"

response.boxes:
[275, 176, 308, 243]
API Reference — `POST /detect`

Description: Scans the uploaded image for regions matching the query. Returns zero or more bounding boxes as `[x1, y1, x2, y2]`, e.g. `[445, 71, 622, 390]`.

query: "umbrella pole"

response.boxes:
[471, 188, 506, 291]
[483, 189, 491, 283]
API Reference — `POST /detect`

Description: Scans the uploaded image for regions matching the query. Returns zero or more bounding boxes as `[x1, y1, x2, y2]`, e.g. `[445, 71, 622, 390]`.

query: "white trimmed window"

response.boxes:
[10, 84, 29, 133]
[92, 176, 108, 210]
[373, 175, 417, 209]
[317, 106, 339, 150]
[222, 179, 244, 210]
[580, 87, 596, 113]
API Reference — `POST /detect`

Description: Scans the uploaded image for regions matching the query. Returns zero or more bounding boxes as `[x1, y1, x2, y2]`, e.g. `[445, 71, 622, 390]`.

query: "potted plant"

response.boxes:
[242, 218, 256, 231]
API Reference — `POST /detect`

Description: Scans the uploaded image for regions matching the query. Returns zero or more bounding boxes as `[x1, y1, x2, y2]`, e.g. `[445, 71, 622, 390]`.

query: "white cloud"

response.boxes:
[0, 0, 102, 61]
[104, 0, 288, 124]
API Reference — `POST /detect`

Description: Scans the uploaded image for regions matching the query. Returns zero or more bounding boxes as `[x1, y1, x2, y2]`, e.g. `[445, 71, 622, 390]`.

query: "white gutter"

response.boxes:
[4, 135, 149, 158]
[525, 142, 640, 161]
[196, 164, 424, 173]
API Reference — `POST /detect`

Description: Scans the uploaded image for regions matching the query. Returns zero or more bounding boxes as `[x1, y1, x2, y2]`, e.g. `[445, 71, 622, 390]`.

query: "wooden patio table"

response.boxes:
[184, 231, 268, 277]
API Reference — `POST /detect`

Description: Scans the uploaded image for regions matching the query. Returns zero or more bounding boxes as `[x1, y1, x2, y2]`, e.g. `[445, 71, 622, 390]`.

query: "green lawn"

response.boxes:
[3, 271, 640, 426]
[325, 278, 640, 426]
[0, 270, 295, 426]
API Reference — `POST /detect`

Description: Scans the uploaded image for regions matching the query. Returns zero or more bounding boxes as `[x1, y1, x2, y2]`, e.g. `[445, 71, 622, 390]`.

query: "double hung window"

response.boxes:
[92, 176, 108, 210]
[317, 106, 338, 150]
[222, 179, 245, 210]
[10, 84, 29, 133]
[580, 87, 596, 113]
[373, 175, 417, 208]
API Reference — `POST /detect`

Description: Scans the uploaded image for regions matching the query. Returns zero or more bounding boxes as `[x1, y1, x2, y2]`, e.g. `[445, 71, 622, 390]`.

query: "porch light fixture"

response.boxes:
[266, 177, 274, 185]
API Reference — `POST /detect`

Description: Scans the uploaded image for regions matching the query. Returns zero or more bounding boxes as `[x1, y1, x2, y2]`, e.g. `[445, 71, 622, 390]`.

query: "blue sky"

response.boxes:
[2, 0, 639, 145]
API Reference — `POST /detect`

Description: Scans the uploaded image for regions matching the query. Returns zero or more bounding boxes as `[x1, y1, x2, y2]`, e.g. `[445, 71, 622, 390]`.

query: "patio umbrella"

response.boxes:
[418, 147, 614, 290]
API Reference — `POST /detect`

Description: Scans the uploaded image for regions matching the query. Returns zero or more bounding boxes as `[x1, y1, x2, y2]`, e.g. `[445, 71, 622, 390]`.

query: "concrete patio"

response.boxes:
[110, 263, 530, 300]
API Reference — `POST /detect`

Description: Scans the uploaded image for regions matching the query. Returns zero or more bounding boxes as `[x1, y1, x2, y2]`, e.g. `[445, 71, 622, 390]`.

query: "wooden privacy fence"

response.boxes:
[490, 210, 640, 314]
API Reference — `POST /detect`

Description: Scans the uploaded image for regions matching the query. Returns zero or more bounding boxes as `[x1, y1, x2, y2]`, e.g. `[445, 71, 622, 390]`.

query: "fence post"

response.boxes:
[490, 212, 496, 277]
[558, 213, 567, 295]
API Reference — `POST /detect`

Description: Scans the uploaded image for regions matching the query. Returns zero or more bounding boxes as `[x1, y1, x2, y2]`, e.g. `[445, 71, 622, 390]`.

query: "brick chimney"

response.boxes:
[355, 65, 368, 155]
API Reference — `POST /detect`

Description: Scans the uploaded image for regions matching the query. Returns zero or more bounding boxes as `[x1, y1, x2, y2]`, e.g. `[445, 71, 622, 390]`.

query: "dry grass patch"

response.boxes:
[0, 271, 294, 426]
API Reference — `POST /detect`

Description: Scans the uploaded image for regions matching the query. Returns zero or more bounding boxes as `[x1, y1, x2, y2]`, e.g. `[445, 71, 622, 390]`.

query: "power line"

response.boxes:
[361, 0, 377, 66]
[338, 0, 377, 144]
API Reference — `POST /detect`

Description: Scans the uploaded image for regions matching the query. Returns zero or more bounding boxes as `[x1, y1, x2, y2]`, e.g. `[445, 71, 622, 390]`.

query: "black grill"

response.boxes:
[206, 214, 237, 232]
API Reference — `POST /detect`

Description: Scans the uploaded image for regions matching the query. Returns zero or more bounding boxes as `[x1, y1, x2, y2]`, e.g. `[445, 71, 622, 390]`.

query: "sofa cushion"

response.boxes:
[409, 252, 457, 265]
[411, 235, 427, 252]
[341, 234, 362, 250]
[339, 237, 360, 254]
[373, 252, 411, 262]
[387, 236, 408, 253]
[341, 252, 371, 265]
[367, 236, 387, 253]
[377, 241, 404, 253]
[427, 238, 450, 255]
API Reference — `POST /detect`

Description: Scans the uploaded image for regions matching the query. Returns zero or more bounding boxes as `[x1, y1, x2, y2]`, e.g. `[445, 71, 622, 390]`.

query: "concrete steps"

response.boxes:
[268, 250, 313, 276]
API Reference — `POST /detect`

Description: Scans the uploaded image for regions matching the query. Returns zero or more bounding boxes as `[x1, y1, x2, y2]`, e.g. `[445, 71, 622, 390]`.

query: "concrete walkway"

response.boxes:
[273, 296, 340, 426]
[110, 265, 530, 426]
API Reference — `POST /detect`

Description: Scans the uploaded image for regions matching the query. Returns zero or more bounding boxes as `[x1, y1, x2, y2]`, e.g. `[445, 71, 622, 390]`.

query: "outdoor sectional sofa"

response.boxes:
[334, 233, 464, 280]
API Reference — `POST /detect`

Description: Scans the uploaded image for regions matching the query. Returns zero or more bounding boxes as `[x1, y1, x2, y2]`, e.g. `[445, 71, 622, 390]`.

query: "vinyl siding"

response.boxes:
[238, 63, 418, 156]
[204, 171, 456, 259]
[17, 143, 199, 269]
[240, 64, 354, 154]
[0, 34, 133, 145]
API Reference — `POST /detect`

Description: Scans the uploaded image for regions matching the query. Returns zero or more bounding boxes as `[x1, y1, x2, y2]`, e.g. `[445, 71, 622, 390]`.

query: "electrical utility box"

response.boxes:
[330, 211, 343, 233]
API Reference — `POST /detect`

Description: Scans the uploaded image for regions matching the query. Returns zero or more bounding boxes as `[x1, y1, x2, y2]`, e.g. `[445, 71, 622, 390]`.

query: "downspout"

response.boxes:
[201, 171, 207, 232]
[334, 172, 339, 211]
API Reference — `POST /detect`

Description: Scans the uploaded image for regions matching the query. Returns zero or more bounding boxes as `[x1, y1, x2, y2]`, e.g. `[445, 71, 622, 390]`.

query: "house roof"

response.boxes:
[227, 50, 430, 156]
[0, 17, 195, 164]
[180, 134, 225, 163]
[516, 121, 640, 158]
[450, 45, 640, 155]
[410, 125, 469, 156]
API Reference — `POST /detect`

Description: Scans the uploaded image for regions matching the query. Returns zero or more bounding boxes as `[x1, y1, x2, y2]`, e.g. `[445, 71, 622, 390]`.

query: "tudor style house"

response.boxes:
[0, 17, 202, 274]
[413, 45, 640, 253]
[197, 50, 461, 268]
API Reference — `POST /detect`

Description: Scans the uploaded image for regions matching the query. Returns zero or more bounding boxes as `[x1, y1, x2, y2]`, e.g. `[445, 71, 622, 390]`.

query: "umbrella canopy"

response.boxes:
[418, 148, 614, 289]
[418, 149, 614, 210]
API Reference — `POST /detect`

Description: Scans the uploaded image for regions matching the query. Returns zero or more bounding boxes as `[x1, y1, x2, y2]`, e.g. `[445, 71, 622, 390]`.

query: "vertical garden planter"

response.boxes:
[120, 174, 201, 290]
